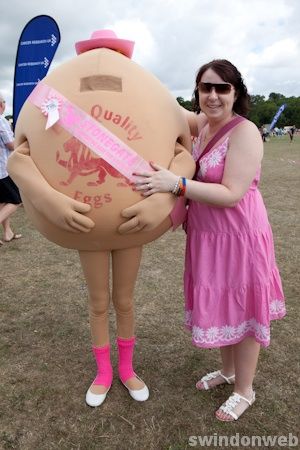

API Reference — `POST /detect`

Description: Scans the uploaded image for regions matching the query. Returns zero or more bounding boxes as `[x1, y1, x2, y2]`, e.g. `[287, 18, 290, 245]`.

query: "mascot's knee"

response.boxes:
[88, 293, 110, 317]
[112, 295, 134, 316]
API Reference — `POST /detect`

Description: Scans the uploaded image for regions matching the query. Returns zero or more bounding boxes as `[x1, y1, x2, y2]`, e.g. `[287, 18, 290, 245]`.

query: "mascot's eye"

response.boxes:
[80, 75, 122, 92]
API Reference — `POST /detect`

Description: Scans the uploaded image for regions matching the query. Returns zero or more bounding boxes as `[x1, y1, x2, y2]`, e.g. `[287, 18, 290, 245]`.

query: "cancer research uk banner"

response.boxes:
[269, 104, 286, 131]
[13, 15, 60, 127]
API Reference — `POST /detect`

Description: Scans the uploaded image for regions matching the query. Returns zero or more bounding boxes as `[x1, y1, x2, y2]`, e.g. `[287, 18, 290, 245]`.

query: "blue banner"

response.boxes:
[13, 15, 60, 127]
[269, 104, 286, 131]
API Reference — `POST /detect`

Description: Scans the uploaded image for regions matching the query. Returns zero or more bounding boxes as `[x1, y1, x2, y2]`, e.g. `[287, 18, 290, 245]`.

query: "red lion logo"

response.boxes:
[56, 137, 129, 187]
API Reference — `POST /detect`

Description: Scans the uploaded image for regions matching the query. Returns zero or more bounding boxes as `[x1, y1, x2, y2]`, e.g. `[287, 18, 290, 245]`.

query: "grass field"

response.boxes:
[0, 135, 299, 450]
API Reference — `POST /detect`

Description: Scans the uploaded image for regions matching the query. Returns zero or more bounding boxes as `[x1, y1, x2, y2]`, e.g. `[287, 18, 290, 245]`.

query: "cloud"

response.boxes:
[248, 38, 299, 68]
[104, 18, 157, 66]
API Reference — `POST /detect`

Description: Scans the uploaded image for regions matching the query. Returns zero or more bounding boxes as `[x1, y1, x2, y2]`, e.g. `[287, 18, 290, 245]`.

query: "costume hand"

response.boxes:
[118, 192, 175, 234]
[133, 162, 178, 196]
[40, 189, 95, 233]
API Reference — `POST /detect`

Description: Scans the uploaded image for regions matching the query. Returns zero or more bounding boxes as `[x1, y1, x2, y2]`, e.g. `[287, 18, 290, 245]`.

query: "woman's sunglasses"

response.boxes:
[198, 82, 232, 94]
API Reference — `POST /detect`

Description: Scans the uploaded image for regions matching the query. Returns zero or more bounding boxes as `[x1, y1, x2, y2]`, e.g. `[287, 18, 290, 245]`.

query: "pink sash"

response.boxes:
[28, 82, 152, 182]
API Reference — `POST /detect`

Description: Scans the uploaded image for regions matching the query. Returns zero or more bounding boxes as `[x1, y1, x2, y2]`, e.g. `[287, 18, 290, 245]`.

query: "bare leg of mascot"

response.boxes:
[79, 246, 148, 406]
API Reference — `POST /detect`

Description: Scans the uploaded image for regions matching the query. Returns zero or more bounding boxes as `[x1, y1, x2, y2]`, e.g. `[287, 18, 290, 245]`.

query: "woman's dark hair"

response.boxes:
[192, 59, 250, 117]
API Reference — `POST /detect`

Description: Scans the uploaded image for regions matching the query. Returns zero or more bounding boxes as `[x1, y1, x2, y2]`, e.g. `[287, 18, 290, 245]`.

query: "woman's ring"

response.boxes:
[147, 183, 152, 189]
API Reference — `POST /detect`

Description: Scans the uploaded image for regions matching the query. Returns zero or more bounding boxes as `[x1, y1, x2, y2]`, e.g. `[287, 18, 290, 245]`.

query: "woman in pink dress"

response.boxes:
[133, 60, 285, 421]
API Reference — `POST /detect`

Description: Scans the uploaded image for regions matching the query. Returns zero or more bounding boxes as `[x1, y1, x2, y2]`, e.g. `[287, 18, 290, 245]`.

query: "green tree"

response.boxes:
[176, 97, 193, 111]
[268, 92, 286, 105]
[250, 95, 265, 106]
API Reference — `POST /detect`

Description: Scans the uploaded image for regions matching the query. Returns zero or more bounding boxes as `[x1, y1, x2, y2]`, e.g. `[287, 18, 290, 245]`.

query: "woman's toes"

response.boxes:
[216, 409, 233, 421]
[215, 409, 223, 419]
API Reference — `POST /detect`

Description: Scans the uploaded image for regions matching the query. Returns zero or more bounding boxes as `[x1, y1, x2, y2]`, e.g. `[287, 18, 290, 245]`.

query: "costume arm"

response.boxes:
[181, 107, 208, 137]
[7, 141, 95, 233]
[118, 142, 195, 234]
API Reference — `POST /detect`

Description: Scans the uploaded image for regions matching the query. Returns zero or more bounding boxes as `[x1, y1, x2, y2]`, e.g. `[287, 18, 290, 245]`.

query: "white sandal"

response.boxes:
[196, 370, 235, 390]
[216, 391, 256, 421]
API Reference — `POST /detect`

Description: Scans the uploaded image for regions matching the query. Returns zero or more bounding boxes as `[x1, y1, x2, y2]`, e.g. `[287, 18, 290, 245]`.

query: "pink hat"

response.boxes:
[75, 29, 135, 58]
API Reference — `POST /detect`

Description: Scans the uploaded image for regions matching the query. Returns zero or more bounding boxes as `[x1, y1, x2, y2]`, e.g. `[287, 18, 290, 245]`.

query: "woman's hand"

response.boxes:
[133, 162, 178, 196]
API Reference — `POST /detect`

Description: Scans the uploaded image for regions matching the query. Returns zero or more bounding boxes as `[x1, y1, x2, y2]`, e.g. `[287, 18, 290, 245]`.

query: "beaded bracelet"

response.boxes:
[172, 177, 186, 197]
[178, 177, 186, 197]
[172, 177, 180, 195]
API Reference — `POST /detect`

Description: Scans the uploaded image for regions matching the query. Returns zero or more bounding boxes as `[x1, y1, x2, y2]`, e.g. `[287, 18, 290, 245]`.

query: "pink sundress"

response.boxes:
[184, 130, 285, 348]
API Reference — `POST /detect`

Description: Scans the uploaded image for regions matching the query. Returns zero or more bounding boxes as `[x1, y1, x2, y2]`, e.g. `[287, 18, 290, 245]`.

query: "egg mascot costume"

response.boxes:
[8, 30, 195, 407]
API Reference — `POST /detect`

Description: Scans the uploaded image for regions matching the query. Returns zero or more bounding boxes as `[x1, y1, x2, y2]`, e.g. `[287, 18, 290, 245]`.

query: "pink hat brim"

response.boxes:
[75, 37, 135, 59]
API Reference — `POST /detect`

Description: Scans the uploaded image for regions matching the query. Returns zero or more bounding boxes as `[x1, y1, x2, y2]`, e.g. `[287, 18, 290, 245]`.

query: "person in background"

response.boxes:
[262, 126, 268, 142]
[288, 125, 296, 142]
[131, 60, 285, 421]
[0, 92, 22, 245]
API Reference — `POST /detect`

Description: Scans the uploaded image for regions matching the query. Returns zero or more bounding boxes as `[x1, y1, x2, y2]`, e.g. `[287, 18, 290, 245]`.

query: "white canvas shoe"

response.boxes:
[85, 386, 110, 407]
[121, 376, 149, 401]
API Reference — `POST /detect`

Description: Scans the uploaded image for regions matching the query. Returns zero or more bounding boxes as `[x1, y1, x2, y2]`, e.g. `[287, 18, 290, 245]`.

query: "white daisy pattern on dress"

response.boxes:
[220, 325, 236, 341]
[255, 322, 270, 342]
[193, 327, 205, 343]
[207, 149, 223, 168]
[236, 321, 248, 336]
[195, 137, 229, 180]
[205, 139, 229, 167]
[270, 299, 285, 315]
[206, 326, 219, 343]
[185, 313, 276, 347]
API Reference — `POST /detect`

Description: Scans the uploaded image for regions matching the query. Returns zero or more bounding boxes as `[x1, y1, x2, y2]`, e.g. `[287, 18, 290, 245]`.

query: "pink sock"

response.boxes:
[117, 336, 136, 384]
[92, 344, 113, 388]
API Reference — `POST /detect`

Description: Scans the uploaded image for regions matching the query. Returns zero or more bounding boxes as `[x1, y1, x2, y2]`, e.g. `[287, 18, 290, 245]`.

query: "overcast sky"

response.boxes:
[1, 0, 299, 115]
